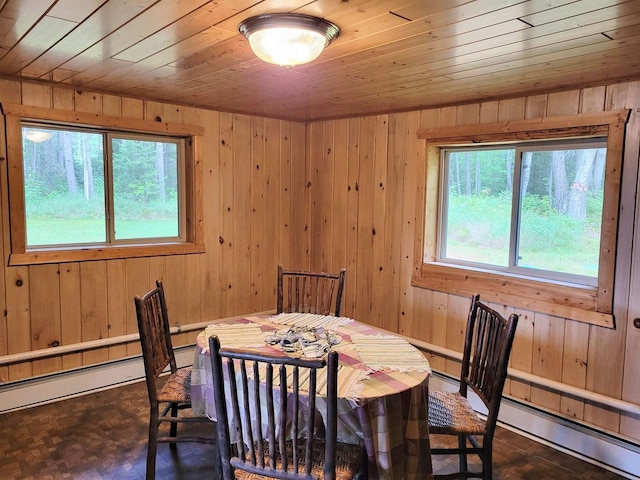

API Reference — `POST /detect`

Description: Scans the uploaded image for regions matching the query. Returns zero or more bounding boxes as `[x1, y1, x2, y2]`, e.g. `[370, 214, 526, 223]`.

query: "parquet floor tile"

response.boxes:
[0, 380, 628, 479]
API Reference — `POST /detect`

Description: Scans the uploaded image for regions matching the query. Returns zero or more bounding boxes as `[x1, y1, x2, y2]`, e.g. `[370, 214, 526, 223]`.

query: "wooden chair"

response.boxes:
[135, 280, 216, 480]
[428, 294, 518, 480]
[277, 264, 346, 317]
[208, 334, 363, 480]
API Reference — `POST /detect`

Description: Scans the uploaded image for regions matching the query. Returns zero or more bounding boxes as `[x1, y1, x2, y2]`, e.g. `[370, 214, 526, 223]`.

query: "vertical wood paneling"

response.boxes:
[560, 320, 589, 419]
[308, 121, 324, 271]
[59, 262, 82, 369]
[620, 80, 640, 440]
[320, 121, 336, 271]
[165, 255, 187, 332]
[582, 81, 636, 433]
[250, 117, 265, 312]
[525, 94, 547, 118]
[144, 100, 164, 122]
[102, 94, 121, 117]
[497, 97, 525, 121]
[278, 121, 293, 270]
[106, 259, 127, 360]
[263, 118, 281, 308]
[372, 115, 389, 329]
[0, 80, 19, 383]
[354, 116, 375, 324]
[74, 90, 101, 114]
[219, 112, 235, 316]
[232, 114, 252, 312]
[52, 86, 74, 110]
[121, 97, 144, 119]
[289, 121, 307, 268]
[331, 118, 349, 273]
[29, 263, 61, 375]
[21, 83, 52, 107]
[79, 261, 108, 365]
[429, 291, 449, 372]
[125, 257, 149, 356]
[6, 267, 31, 380]
[179, 253, 202, 344]
[530, 313, 564, 411]
[444, 294, 469, 376]
[199, 108, 222, 320]
[399, 111, 422, 335]
[508, 308, 534, 402]
[344, 118, 361, 318]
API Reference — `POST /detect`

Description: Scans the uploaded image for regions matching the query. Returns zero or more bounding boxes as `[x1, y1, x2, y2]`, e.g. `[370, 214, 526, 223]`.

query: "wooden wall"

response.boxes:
[303, 83, 640, 443]
[1, 78, 639, 444]
[0, 79, 307, 383]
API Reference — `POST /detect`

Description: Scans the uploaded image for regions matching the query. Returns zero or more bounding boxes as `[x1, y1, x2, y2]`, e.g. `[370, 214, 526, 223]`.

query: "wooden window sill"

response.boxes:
[9, 242, 206, 265]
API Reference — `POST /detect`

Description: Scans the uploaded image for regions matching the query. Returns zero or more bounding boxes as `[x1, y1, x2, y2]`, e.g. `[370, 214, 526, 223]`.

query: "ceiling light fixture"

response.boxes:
[238, 13, 339, 68]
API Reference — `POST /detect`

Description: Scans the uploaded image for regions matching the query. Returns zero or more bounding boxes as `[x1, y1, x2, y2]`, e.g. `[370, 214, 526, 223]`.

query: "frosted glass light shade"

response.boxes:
[239, 14, 339, 68]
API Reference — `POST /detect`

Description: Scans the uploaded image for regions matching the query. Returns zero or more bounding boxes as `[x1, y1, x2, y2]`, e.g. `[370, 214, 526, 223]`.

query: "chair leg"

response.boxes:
[169, 403, 178, 446]
[483, 444, 492, 480]
[146, 407, 159, 480]
[458, 435, 467, 474]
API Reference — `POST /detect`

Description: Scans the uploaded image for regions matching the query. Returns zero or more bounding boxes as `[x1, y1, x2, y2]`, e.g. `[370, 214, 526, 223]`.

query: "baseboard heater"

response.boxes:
[0, 345, 195, 414]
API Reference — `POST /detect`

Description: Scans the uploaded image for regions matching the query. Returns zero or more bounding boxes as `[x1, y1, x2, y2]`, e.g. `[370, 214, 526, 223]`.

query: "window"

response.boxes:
[439, 139, 606, 286]
[23, 124, 185, 247]
[414, 109, 631, 328]
[4, 104, 204, 265]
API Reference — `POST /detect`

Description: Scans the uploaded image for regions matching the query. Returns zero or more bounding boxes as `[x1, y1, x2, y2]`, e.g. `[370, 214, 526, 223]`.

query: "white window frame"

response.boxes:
[437, 138, 607, 287]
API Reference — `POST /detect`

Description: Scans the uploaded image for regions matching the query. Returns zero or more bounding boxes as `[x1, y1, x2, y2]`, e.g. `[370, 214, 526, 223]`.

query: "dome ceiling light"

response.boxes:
[238, 13, 340, 68]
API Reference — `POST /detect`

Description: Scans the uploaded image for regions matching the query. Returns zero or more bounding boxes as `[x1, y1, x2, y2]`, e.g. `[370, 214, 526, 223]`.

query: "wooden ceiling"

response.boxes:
[1, 0, 639, 122]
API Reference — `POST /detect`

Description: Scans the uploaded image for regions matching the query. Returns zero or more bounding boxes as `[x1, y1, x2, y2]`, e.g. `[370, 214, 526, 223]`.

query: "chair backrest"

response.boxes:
[135, 280, 177, 399]
[277, 264, 346, 317]
[459, 294, 518, 431]
[209, 335, 340, 480]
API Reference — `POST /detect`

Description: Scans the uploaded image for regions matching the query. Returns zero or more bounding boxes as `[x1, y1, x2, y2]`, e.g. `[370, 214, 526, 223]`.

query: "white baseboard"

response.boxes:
[1, 352, 638, 478]
[430, 373, 640, 479]
[0, 346, 195, 414]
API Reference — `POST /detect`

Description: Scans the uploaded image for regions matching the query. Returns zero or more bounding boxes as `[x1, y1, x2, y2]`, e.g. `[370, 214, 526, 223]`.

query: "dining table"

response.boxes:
[190, 312, 433, 480]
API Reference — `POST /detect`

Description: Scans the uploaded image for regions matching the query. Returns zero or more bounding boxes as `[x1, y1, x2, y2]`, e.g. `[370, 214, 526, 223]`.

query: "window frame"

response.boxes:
[3, 104, 205, 265]
[413, 109, 631, 328]
[438, 138, 607, 286]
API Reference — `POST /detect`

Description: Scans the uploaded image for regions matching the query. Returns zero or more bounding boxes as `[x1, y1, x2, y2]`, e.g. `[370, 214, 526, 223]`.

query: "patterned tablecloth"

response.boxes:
[191, 313, 433, 480]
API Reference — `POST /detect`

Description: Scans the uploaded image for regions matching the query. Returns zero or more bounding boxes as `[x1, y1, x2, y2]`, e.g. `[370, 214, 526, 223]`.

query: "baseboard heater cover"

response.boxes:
[0, 345, 195, 414]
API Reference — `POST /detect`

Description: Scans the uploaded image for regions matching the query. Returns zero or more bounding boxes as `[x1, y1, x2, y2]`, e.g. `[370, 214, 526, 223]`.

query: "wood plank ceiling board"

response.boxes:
[0, 0, 639, 121]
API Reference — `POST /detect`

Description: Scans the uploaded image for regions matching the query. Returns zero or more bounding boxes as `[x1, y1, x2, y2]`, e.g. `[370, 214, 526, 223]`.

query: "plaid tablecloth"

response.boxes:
[191, 314, 433, 480]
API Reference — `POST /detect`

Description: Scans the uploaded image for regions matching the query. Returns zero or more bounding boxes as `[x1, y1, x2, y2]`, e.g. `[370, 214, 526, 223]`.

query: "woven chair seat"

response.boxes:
[428, 391, 486, 436]
[233, 439, 363, 480]
[157, 366, 192, 404]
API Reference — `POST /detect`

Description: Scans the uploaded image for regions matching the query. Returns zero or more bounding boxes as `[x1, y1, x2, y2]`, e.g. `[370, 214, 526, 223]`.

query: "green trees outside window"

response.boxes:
[441, 140, 606, 283]
[22, 124, 182, 247]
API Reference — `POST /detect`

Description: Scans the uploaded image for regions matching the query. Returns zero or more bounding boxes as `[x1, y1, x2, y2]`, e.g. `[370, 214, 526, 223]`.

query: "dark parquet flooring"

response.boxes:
[0, 380, 627, 479]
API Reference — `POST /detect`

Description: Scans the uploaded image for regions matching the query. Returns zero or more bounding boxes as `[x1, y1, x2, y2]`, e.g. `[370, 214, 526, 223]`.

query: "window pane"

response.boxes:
[23, 126, 106, 246]
[442, 149, 514, 267]
[517, 147, 605, 278]
[111, 138, 179, 240]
